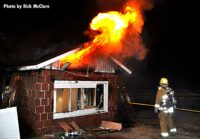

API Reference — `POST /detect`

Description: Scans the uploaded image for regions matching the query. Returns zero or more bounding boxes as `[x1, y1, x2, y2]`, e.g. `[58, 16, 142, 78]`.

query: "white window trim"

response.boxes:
[53, 80, 109, 119]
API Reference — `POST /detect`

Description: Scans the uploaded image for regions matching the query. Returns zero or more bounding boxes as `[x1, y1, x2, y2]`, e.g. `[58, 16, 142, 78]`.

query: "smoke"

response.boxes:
[120, 32, 147, 61]
[125, 0, 153, 11]
[117, 0, 153, 61]
[96, 0, 127, 12]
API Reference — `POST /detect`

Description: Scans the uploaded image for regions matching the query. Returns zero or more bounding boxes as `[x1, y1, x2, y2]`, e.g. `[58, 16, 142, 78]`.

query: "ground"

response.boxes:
[27, 106, 200, 139]
[85, 107, 200, 139]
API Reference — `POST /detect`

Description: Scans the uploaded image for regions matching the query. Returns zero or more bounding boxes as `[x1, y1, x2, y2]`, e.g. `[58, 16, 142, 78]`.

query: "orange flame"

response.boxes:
[60, 0, 152, 68]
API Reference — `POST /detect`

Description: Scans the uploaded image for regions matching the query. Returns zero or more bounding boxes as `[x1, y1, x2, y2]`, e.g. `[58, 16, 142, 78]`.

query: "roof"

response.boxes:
[17, 42, 132, 74]
[18, 44, 83, 71]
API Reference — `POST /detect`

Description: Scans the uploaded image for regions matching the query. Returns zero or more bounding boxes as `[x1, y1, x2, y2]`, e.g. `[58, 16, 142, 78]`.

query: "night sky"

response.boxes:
[0, 0, 199, 89]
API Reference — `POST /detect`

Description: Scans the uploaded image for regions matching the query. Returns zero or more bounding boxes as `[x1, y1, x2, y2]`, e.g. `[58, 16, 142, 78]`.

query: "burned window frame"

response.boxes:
[53, 80, 108, 119]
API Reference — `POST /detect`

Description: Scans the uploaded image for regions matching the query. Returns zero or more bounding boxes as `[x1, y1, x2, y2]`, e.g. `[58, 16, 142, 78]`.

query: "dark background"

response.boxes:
[0, 0, 199, 90]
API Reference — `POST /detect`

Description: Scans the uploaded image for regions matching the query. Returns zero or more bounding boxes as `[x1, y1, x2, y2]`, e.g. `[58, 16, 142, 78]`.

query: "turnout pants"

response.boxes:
[158, 111, 175, 134]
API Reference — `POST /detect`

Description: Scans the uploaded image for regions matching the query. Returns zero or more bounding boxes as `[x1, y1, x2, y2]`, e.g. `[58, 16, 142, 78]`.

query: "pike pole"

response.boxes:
[127, 102, 200, 113]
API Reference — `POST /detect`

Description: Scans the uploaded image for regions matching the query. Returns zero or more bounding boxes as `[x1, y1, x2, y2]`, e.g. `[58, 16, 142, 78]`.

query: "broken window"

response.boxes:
[96, 84, 104, 109]
[53, 81, 108, 119]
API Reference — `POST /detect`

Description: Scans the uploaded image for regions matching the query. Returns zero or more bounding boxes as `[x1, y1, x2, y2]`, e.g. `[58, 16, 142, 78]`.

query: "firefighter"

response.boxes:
[154, 77, 177, 137]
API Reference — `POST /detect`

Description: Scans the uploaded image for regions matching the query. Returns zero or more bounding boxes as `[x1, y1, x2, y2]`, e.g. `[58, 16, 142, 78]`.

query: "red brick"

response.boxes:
[35, 114, 41, 121]
[48, 112, 53, 119]
[47, 126, 53, 133]
[36, 121, 43, 128]
[41, 127, 48, 134]
[35, 91, 44, 98]
[45, 91, 51, 98]
[41, 99, 48, 105]
[41, 113, 47, 120]
[45, 106, 51, 113]
[51, 70, 58, 76]
[63, 72, 68, 78]
[44, 120, 52, 127]
[42, 70, 50, 76]
[45, 76, 52, 83]
[37, 76, 45, 83]
[35, 83, 42, 90]
[48, 99, 53, 106]
[49, 82, 54, 90]
[35, 106, 44, 113]
[34, 99, 40, 106]
[42, 83, 49, 91]
[31, 75, 37, 83]
[55, 125, 62, 132]
[94, 119, 101, 125]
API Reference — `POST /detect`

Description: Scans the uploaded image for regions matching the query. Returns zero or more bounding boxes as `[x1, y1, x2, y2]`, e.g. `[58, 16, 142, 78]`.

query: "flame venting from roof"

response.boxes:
[60, 0, 153, 68]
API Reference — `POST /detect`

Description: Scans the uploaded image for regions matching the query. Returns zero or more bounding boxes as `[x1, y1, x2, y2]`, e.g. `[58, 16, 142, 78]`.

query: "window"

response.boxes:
[53, 81, 108, 119]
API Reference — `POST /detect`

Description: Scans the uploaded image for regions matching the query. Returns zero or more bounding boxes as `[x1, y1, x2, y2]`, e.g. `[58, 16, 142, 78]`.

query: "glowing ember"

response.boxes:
[60, 0, 152, 68]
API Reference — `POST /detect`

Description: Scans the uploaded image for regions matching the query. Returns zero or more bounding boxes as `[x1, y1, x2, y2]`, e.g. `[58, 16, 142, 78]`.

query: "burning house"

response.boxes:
[3, 0, 152, 136]
[11, 46, 126, 135]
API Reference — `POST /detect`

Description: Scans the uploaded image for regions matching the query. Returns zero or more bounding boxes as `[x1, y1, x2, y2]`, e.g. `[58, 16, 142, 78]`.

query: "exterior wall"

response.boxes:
[13, 69, 122, 135]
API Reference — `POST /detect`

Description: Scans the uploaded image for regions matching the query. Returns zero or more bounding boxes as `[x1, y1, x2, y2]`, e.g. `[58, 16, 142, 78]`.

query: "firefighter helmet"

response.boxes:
[160, 77, 168, 85]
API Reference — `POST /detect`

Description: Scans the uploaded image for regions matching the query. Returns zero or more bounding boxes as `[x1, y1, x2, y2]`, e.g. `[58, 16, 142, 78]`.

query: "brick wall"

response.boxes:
[13, 69, 122, 136]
